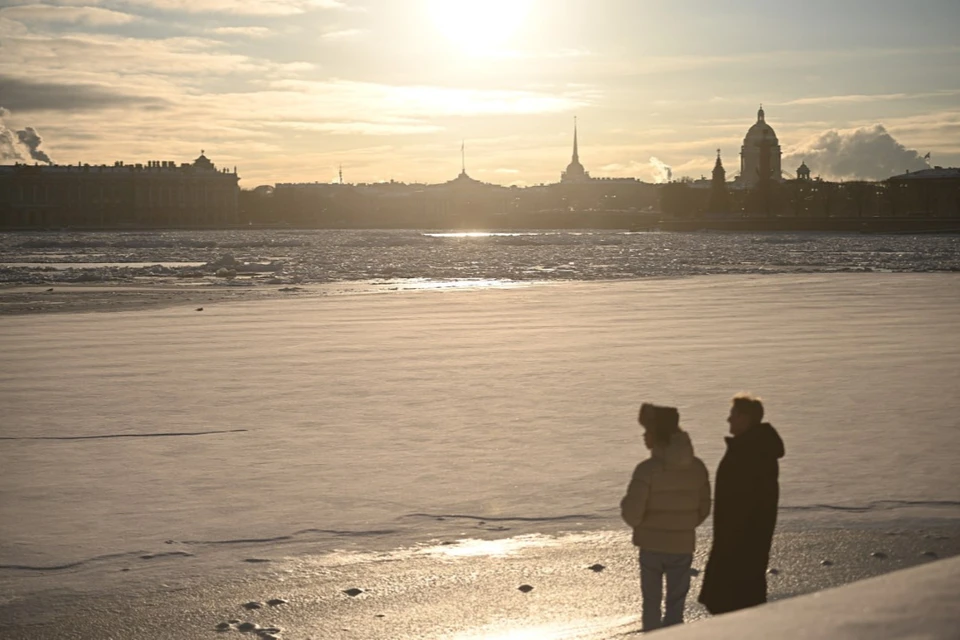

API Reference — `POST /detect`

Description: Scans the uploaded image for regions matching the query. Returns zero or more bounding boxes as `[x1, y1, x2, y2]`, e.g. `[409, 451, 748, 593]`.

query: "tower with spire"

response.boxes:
[448, 139, 481, 186]
[708, 149, 730, 214]
[561, 117, 591, 183]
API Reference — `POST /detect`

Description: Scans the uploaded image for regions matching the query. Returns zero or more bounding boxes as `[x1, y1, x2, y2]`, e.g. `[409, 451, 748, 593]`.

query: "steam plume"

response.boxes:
[649, 156, 673, 183]
[16, 127, 53, 165]
[0, 109, 55, 165]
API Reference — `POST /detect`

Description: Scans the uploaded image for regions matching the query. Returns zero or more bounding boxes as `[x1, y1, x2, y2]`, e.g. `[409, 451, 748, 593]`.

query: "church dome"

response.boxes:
[743, 106, 779, 146]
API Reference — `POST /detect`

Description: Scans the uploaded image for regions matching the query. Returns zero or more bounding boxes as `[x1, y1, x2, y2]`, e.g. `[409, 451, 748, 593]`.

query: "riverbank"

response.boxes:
[1, 525, 956, 639]
[648, 216, 960, 233]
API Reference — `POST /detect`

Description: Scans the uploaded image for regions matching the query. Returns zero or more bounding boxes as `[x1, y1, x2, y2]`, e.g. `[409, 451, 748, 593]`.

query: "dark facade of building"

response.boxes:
[269, 172, 660, 229]
[0, 153, 239, 228]
[885, 167, 960, 218]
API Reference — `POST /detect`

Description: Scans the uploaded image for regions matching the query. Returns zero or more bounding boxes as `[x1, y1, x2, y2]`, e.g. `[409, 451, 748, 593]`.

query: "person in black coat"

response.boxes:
[698, 393, 785, 615]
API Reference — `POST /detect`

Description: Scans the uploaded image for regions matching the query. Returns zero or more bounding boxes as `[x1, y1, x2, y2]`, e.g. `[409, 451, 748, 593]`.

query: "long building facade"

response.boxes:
[0, 152, 239, 228]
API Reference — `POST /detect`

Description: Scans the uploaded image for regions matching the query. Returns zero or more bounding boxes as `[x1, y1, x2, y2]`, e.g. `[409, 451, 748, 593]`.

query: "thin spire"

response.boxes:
[461, 139, 465, 175]
[572, 116, 579, 163]
[339, 164, 343, 185]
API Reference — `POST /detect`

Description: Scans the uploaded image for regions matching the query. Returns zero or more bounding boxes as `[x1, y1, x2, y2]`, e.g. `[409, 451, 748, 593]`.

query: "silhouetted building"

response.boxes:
[0, 152, 239, 228]
[796, 161, 811, 181]
[708, 150, 731, 214]
[738, 106, 782, 187]
[560, 117, 591, 183]
[885, 166, 960, 217]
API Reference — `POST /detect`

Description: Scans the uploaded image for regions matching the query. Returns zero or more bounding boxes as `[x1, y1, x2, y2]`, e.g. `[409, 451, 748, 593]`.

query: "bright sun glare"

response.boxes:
[428, 0, 532, 54]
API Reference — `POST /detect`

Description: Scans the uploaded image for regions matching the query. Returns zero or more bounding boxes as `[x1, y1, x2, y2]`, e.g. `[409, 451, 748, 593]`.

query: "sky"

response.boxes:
[1, 0, 958, 187]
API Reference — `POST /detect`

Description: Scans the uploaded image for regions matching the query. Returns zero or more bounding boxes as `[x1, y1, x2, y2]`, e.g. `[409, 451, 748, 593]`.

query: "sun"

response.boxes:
[428, 0, 532, 55]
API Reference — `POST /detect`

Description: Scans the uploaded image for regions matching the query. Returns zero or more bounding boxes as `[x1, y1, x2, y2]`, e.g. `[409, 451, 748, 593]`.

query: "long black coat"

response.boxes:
[698, 422, 785, 614]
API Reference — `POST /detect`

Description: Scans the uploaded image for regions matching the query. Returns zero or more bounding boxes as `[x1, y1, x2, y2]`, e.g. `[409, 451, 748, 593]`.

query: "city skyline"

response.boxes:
[1, 0, 958, 187]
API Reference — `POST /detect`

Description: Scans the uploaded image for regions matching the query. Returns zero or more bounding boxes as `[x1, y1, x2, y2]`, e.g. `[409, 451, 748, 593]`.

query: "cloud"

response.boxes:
[120, 0, 350, 16]
[262, 79, 586, 119]
[848, 111, 960, 155]
[210, 26, 273, 38]
[321, 28, 364, 40]
[0, 76, 166, 112]
[270, 120, 443, 135]
[477, 47, 595, 60]
[777, 89, 960, 107]
[0, 5, 138, 26]
[1, 30, 316, 82]
[784, 124, 930, 181]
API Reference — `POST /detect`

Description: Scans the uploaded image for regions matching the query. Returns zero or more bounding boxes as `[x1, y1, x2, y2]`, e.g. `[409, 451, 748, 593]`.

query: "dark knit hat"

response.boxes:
[639, 403, 680, 437]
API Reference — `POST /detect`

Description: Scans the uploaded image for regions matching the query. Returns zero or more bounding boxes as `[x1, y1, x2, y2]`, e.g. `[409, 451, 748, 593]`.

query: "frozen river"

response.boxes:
[1, 229, 957, 287]
[1, 271, 958, 596]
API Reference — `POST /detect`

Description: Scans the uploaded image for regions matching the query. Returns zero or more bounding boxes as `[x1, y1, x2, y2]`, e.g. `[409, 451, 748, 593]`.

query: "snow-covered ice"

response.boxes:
[1, 272, 958, 597]
[650, 555, 960, 640]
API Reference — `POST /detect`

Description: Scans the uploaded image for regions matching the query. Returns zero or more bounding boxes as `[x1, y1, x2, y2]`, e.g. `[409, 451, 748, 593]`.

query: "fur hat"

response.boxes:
[639, 403, 680, 440]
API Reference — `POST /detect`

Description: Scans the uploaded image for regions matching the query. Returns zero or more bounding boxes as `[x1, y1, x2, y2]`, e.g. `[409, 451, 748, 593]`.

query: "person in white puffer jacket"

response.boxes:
[620, 403, 711, 633]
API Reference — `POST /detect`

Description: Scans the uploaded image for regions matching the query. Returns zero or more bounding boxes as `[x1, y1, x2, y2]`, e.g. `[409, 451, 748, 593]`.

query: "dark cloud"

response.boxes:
[785, 124, 929, 181]
[0, 76, 166, 113]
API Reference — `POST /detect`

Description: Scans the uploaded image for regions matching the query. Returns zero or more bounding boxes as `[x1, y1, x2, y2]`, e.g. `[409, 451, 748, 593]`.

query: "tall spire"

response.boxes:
[572, 116, 579, 163]
[710, 149, 729, 213]
[713, 149, 726, 182]
[560, 116, 588, 183]
[461, 139, 466, 176]
[758, 103, 765, 122]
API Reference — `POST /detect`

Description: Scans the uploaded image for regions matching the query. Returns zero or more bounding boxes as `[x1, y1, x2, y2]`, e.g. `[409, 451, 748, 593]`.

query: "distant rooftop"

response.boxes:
[0, 152, 236, 175]
[889, 166, 960, 180]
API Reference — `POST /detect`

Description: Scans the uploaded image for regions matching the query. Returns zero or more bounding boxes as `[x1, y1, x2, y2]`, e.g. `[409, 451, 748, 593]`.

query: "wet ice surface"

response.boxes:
[0, 229, 958, 286]
[2, 527, 957, 640]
